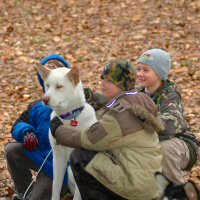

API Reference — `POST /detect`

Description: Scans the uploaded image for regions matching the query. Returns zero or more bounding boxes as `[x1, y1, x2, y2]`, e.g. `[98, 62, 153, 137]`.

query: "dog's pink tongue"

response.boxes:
[42, 96, 50, 105]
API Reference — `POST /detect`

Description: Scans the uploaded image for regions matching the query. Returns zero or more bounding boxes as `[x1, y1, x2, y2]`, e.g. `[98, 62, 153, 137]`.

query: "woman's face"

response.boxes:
[101, 79, 122, 100]
[137, 63, 162, 91]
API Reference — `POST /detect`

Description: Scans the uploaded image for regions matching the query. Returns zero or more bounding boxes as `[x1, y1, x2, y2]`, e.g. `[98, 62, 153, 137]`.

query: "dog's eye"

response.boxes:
[57, 85, 63, 89]
[46, 84, 49, 88]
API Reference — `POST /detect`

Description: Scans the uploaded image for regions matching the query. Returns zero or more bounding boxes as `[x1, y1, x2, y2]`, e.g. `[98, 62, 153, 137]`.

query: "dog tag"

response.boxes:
[70, 119, 78, 127]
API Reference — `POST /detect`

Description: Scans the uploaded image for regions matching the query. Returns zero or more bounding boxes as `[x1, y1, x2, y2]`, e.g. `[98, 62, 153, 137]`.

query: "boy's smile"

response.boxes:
[137, 63, 162, 93]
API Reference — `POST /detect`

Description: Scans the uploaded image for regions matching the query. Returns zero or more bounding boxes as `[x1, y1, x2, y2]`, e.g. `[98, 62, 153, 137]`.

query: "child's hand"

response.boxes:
[50, 117, 63, 138]
[23, 132, 39, 151]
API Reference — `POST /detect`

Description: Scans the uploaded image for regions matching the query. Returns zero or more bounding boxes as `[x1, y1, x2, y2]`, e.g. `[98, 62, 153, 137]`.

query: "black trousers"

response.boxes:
[5, 142, 67, 200]
[70, 148, 127, 200]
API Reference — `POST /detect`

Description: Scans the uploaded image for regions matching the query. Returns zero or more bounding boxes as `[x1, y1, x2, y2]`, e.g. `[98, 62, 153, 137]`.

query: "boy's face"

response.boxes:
[101, 79, 122, 100]
[137, 63, 161, 89]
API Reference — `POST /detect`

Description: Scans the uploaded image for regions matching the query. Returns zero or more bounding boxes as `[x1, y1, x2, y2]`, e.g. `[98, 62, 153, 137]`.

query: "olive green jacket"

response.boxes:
[56, 91, 164, 199]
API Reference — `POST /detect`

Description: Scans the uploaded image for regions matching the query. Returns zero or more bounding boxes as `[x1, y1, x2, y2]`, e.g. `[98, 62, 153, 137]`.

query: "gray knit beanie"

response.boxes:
[138, 49, 171, 80]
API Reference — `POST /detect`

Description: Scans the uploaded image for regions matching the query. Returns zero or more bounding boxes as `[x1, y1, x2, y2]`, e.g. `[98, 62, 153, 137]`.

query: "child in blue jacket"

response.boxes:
[5, 54, 70, 200]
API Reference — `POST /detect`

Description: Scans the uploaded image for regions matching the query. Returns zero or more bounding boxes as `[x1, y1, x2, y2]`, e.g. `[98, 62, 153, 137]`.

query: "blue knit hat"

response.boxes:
[138, 49, 171, 81]
[38, 54, 70, 92]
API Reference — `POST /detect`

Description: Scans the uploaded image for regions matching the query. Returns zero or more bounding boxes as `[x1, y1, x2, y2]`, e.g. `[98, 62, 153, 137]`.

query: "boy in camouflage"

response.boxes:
[137, 48, 199, 184]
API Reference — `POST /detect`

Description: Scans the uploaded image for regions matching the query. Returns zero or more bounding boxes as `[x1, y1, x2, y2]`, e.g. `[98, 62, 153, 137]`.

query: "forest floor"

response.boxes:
[0, 0, 200, 198]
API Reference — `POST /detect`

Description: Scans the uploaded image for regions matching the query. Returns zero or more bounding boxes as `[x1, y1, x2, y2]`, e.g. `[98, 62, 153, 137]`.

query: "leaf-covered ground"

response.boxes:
[0, 0, 200, 198]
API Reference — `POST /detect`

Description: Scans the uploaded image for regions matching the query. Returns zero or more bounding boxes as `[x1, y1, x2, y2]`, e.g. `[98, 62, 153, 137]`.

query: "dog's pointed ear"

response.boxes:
[67, 67, 80, 85]
[35, 63, 51, 80]
[184, 181, 199, 200]
[155, 172, 171, 198]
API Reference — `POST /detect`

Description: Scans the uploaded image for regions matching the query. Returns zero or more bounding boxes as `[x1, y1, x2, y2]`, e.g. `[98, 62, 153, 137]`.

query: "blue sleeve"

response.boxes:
[27, 101, 52, 146]
[11, 100, 40, 142]
[12, 122, 35, 142]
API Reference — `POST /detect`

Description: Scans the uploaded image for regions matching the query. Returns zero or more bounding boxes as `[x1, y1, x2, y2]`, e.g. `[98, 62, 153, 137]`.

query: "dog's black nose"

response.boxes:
[42, 96, 50, 105]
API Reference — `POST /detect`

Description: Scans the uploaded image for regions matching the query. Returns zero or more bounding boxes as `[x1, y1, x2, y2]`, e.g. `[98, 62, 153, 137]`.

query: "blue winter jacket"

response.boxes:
[11, 54, 70, 185]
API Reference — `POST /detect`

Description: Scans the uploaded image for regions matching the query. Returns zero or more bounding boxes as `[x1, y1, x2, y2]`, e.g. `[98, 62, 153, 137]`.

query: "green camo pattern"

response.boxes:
[139, 80, 199, 169]
[138, 80, 191, 140]
[101, 60, 136, 91]
[84, 88, 107, 111]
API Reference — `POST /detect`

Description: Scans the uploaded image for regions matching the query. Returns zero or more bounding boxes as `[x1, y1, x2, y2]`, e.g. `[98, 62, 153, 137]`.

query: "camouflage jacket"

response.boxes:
[84, 88, 108, 111]
[138, 80, 191, 141]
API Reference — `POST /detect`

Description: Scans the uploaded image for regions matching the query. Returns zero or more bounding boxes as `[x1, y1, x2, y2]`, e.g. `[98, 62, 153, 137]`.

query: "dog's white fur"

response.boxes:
[36, 65, 97, 200]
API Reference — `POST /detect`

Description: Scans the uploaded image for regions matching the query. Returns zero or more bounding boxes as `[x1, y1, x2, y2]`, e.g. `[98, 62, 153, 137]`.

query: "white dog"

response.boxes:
[36, 64, 97, 200]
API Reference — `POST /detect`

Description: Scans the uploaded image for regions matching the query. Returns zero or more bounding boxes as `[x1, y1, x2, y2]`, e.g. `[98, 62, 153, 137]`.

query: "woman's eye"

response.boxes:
[57, 85, 63, 89]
